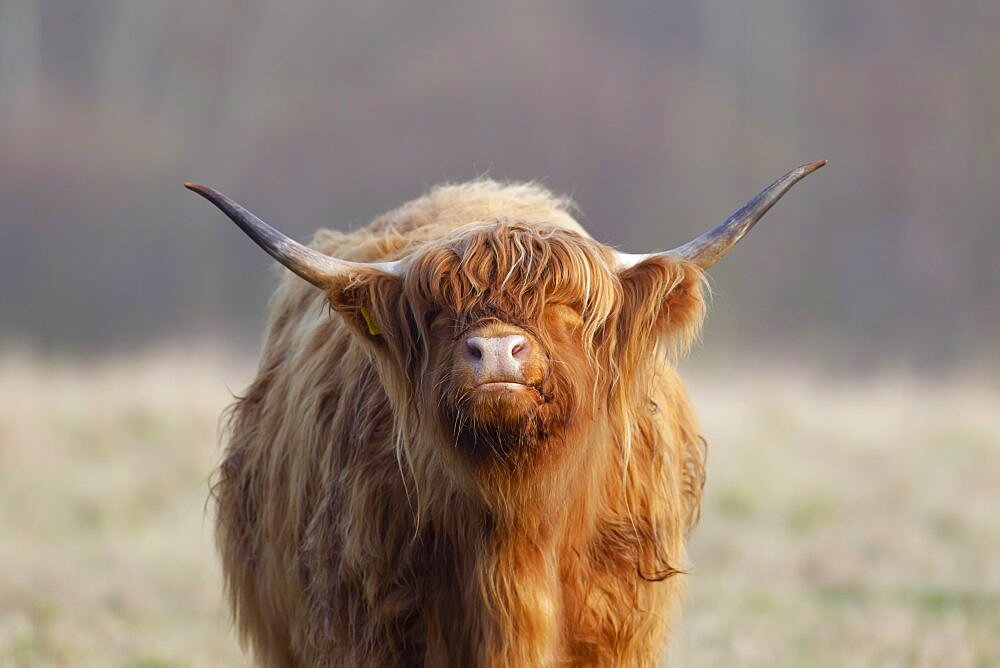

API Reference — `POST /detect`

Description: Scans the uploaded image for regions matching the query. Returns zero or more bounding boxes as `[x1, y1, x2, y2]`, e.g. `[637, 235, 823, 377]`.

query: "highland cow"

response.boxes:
[187, 160, 824, 667]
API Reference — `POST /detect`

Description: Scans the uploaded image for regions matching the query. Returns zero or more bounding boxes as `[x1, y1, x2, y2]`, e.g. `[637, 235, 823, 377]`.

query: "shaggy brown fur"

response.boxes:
[215, 180, 708, 666]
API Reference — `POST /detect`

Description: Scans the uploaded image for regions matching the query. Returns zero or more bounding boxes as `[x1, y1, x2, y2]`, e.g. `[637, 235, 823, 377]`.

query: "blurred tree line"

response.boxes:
[1, 0, 997, 369]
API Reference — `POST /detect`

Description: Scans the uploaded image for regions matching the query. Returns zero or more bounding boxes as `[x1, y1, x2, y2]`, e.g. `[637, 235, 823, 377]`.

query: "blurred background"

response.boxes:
[1, 1, 997, 666]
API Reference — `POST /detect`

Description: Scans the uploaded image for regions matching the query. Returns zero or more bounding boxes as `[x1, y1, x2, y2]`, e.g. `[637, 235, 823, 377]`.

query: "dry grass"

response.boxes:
[1, 350, 997, 667]
[671, 370, 1000, 667]
[0, 348, 249, 668]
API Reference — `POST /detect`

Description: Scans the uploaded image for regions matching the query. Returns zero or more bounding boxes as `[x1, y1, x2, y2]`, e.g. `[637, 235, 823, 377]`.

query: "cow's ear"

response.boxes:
[324, 271, 405, 346]
[617, 258, 707, 357]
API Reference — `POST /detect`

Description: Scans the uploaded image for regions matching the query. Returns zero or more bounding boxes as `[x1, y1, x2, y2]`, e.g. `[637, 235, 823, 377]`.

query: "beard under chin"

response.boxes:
[446, 391, 545, 462]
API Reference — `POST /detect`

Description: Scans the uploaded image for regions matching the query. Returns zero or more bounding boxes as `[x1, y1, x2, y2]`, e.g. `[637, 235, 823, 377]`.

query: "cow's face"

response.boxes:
[403, 225, 618, 476]
[329, 224, 705, 482]
[430, 302, 595, 470]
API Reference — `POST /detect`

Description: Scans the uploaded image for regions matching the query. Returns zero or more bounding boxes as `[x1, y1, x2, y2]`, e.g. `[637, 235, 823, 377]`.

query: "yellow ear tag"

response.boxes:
[360, 307, 382, 336]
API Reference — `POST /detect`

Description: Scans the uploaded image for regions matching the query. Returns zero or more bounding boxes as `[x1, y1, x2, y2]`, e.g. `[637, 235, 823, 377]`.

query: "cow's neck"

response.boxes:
[452, 421, 613, 666]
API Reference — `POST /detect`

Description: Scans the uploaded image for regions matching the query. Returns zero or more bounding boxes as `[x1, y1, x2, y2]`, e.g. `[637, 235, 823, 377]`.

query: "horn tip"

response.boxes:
[185, 182, 208, 193]
[803, 159, 828, 173]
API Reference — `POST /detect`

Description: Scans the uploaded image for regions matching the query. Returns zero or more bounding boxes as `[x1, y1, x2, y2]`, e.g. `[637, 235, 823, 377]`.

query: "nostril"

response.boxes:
[466, 340, 483, 361]
[510, 341, 526, 359]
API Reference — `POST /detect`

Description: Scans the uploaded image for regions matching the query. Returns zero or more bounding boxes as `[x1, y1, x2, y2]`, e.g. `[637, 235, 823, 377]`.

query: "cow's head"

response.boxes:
[187, 162, 823, 500]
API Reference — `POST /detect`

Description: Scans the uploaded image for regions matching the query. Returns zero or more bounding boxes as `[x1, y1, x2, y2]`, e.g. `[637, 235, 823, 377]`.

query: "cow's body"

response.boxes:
[215, 181, 706, 666]
[194, 162, 823, 666]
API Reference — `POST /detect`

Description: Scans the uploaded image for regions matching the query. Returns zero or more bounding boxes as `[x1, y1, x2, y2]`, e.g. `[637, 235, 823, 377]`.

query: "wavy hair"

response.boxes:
[214, 180, 708, 666]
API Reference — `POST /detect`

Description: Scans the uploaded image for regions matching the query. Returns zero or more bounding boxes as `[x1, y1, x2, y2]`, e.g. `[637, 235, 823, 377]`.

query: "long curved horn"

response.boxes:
[185, 183, 402, 287]
[616, 160, 826, 270]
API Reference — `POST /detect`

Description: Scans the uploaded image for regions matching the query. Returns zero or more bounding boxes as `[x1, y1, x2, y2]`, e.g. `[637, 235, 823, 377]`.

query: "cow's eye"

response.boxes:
[545, 304, 583, 332]
[426, 310, 454, 333]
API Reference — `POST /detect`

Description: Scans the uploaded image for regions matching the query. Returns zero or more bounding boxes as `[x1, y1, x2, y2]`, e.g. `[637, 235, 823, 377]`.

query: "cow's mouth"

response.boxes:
[476, 381, 532, 392]
[447, 381, 544, 442]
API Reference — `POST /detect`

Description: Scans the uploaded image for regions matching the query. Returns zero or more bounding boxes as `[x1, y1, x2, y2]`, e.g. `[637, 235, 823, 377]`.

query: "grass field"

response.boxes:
[1, 349, 997, 667]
